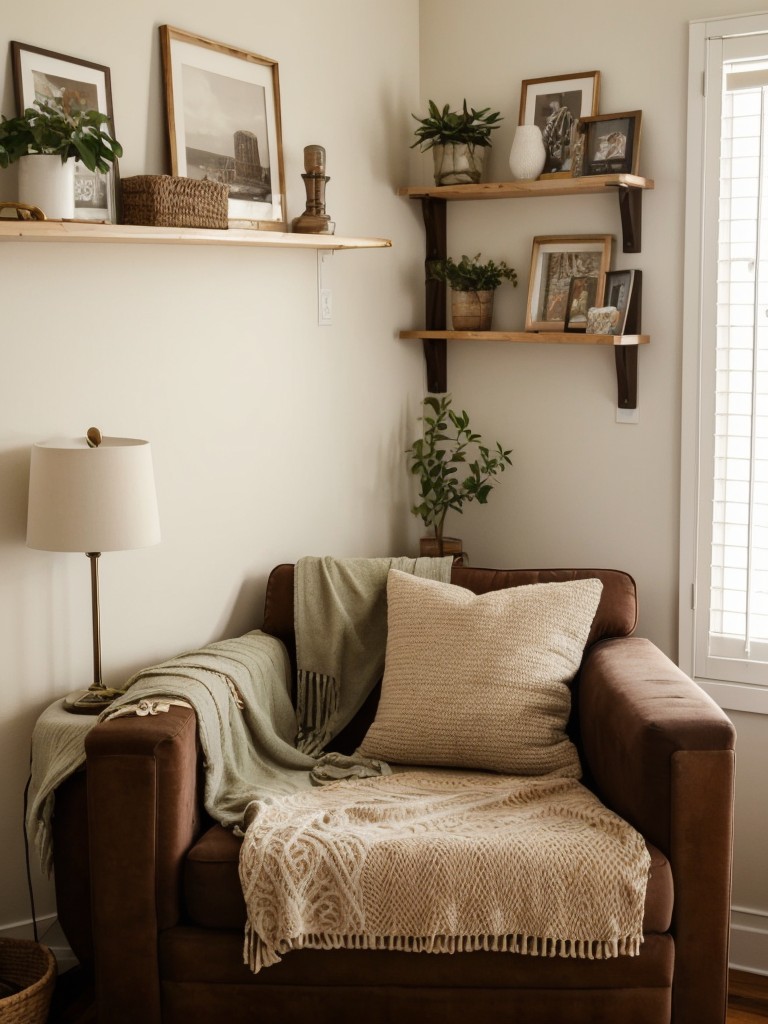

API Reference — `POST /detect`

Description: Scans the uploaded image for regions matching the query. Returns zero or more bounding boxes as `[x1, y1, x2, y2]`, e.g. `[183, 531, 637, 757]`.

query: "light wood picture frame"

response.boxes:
[518, 71, 600, 175]
[525, 234, 612, 332]
[159, 25, 286, 229]
[11, 41, 119, 222]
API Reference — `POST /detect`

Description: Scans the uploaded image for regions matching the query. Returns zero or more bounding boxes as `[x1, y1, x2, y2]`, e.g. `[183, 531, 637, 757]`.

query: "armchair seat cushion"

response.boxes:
[184, 822, 673, 936]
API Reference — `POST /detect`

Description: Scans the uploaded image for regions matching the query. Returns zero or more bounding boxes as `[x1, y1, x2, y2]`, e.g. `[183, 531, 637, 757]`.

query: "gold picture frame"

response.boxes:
[525, 234, 612, 332]
[160, 25, 286, 229]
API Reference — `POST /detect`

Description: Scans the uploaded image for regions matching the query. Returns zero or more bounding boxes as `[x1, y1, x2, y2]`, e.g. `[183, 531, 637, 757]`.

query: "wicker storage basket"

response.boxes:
[121, 175, 229, 229]
[0, 939, 56, 1024]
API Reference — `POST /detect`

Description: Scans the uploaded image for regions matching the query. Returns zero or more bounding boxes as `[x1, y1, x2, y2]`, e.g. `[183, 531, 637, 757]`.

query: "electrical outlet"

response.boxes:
[319, 288, 333, 325]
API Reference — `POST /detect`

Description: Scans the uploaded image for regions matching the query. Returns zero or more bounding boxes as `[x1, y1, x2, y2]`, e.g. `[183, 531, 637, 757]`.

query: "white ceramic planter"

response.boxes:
[17, 154, 75, 219]
[508, 125, 547, 181]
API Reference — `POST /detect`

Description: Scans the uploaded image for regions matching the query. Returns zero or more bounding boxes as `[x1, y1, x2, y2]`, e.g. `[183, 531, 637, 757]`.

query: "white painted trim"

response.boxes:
[0, 912, 56, 941]
[731, 905, 768, 975]
[0, 914, 78, 971]
[697, 678, 768, 715]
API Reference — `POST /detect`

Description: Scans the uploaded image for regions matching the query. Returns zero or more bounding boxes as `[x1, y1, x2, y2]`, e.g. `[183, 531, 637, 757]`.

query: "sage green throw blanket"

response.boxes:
[295, 555, 453, 753]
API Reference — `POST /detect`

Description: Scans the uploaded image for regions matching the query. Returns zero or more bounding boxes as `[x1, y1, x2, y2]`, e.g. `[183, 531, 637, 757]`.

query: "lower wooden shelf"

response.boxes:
[399, 329, 649, 409]
[399, 330, 649, 346]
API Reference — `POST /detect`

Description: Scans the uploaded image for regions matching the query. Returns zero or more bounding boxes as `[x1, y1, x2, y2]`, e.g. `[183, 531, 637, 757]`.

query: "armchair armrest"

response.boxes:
[85, 704, 202, 1024]
[579, 637, 736, 1024]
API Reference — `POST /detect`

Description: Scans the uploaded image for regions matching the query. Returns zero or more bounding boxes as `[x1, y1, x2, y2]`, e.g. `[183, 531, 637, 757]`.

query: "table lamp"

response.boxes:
[26, 427, 160, 714]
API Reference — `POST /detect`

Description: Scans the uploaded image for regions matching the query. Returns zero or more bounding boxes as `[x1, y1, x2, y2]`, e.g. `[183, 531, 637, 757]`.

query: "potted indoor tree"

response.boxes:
[406, 393, 513, 558]
[0, 100, 122, 219]
[429, 252, 517, 330]
[411, 99, 502, 186]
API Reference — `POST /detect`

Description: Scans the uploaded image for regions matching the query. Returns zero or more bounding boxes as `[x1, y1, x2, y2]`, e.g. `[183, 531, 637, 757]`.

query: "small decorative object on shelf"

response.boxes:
[411, 99, 502, 186]
[429, 253, 517, 330]
[292, 145, 334, 234]
[121, 175, 229, 229]
[587, 306, 621, 335]
[406, 393, 512, 558]
[508, 124, 547, 181]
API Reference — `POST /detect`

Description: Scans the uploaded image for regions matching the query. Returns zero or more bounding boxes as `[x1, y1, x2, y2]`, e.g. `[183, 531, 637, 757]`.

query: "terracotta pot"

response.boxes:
[450, 288, 494, 330]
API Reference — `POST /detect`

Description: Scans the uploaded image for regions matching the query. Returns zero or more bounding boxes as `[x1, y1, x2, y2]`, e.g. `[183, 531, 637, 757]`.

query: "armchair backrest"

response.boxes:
[261, 563, 637, 754]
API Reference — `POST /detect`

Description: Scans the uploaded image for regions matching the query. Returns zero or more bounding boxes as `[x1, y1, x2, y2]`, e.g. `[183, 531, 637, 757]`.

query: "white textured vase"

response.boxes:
[17, 154, 75, 219]
[508, 125, 547, 181]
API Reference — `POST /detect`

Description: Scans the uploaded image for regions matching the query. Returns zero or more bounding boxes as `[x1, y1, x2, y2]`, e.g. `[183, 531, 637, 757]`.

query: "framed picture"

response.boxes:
[11, 41, 118, 222]
[563, 275, 599, 332]
[525, 234, 612, 332]
[602, 269, 642, 334]
[518, 71, 600, 175]
[578, 111, 642, 176]
[160, 25, 286, 229]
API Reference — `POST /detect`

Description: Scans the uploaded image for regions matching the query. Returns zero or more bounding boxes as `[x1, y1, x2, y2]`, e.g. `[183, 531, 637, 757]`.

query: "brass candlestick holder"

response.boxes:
[292, 145, 334, 234]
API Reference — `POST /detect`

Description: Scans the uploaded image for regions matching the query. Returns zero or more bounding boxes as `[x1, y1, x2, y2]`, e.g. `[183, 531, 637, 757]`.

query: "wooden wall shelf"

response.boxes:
[398, 173, 653, 406]
[0, 220, 391, 250]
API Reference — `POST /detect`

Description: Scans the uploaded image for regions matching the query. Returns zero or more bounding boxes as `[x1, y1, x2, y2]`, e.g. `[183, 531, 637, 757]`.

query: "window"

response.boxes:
[682, 14, 768, 699]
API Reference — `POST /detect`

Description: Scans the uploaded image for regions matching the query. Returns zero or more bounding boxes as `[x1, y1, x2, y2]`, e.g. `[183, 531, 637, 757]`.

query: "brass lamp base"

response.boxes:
[63, 685, 125, 715]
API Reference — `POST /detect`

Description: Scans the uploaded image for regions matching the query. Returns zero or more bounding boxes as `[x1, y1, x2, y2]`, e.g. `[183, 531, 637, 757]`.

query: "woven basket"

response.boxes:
[0, 939, 56, 1024]
[121, 175, 229, 229]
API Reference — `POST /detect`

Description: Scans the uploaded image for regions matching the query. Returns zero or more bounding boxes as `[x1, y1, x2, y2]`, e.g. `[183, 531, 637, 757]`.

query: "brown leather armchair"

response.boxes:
[51, 565, 736, 1024]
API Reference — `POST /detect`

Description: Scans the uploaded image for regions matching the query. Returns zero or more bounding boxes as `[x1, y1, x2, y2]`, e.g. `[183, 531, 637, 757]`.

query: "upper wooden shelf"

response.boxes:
[397, 174, 654, 202]
[0, 220, 391, 250]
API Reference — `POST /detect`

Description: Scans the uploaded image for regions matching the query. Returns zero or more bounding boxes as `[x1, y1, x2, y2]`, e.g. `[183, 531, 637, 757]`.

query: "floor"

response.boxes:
[47, 966, 768, 1023]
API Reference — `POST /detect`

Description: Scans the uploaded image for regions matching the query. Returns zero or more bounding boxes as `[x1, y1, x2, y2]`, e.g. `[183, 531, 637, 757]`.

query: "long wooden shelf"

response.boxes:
[397, 173, 654, 202]
[0, 220, 391, 250]
[399, 330, 649, 346]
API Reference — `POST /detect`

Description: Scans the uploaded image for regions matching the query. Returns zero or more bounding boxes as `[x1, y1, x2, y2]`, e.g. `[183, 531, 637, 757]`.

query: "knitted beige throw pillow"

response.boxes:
[359, 570, 603, 777]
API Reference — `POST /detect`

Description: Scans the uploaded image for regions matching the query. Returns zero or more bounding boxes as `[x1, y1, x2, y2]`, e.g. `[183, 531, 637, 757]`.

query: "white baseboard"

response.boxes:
[731, 905, 768, 975]
[0, 915, 78, 973]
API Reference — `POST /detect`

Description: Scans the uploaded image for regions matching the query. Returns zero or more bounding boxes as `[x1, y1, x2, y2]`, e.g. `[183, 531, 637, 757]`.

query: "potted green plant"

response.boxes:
[406, 393, 513, 557]
[411, 99, 502, 186]
[0, 101, 122, 220]
[429, 253, 517, 330]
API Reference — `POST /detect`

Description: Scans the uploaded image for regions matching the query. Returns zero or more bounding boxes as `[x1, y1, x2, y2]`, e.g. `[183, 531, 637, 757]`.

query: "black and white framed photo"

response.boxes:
[518, 71, 600, 174]
[602, 269, 642, 334]
[11, 41, 118, 222]
[160, 25, 286, 229]
[578, 111, 642, 177]
[525, 234, 612, 332]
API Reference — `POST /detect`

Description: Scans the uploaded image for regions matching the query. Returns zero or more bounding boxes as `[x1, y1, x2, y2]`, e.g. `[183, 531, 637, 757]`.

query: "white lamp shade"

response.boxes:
[27, 435, 161, 553]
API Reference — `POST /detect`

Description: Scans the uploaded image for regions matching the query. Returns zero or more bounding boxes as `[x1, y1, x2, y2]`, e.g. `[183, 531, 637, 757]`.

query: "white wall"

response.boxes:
[0, 0, 423, 934]
[417, 0, 768, 972]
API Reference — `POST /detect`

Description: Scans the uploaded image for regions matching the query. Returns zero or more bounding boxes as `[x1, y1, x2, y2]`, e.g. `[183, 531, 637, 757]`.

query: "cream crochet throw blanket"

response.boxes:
[240, 768, 650, 973]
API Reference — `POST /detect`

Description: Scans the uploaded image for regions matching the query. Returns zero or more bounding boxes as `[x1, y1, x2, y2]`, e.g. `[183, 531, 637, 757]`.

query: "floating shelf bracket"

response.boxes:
[422, 197, 448, 392]
[615, 184, 643, 253]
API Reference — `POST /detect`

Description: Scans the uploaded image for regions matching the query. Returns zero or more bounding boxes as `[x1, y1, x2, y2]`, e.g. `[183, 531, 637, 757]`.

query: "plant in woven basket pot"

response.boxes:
[411, 99, 502, 186]
[429, 252, 517, 331]
[0, 100, 121, 220]
[406, 393, 513, 558]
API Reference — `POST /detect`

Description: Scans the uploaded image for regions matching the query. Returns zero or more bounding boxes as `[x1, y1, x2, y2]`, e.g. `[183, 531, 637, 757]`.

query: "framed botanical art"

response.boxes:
[11, 41, 119, 222]
[578, 111, 642, 177]
[525, 234, 612, 332]
[518, 71, 600, 175]
[160, 25, 286, 229]
[563, 274, 599, 332]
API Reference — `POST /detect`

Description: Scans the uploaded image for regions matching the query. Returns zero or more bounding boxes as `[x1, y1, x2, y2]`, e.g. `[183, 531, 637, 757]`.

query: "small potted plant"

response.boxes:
[0, 100, 122, 219]
[429, 252, 517, 330]
[411, 99, 502, 186]
[406, 393, 513, 558]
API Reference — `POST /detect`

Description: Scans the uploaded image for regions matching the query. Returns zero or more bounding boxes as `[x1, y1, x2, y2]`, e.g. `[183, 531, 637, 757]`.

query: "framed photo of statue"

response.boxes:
[525, 234, 612, 332]
[10, 41, 119, 222]
[518, 71, 600, 176]
[160, 25, 286, 229]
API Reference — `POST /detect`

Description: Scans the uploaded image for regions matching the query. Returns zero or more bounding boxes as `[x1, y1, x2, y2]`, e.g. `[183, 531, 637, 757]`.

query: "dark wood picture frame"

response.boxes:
[603, 269, 643, 334]
[578, 111, 642, 177]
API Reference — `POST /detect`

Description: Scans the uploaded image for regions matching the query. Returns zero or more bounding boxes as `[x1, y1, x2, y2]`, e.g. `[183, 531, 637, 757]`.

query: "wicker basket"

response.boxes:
[0, 939, 56, 1024]
[121, 175, 229, 229]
